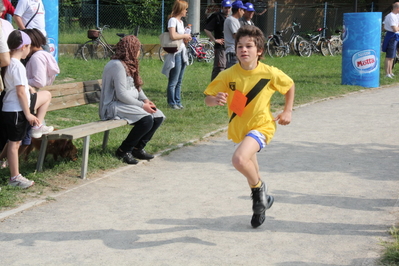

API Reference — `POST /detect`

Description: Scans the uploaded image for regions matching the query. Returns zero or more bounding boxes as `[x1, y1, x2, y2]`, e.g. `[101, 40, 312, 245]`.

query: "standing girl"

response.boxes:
[161, 0, 191, 109]
[2, 30, 53, 188]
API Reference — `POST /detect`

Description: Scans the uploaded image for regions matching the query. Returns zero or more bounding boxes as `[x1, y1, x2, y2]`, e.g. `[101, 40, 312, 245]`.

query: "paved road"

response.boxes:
[0, 86, 398, 265]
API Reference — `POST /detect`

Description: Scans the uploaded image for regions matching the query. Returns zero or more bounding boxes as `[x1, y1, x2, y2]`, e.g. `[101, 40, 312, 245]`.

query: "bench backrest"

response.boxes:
[44, 80, 102, 111]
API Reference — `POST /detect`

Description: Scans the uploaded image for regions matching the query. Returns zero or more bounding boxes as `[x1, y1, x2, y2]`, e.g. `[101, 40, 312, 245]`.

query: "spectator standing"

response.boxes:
[240, 2, 255, 26]
[0, 28, 58, 167]
[223, 0, 246, 68]
[2, 30, 53, 188]
[382, 2, 399, 78]
[100, 35, 165, 164]
[1, 0, 14, 20]
[204, 0, 232, 81]
[161, 0, 191, 110]
[0, 1, 10, 169]
[13, 0, 46, 45]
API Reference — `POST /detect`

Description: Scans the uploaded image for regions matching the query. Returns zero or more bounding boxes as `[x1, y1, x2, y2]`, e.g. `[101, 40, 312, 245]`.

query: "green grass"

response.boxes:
[0, 54, 396, 212]
[381, 226, 399, 265]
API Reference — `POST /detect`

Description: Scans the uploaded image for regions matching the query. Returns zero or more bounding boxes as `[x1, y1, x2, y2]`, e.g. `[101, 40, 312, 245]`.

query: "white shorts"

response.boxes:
[246, 130, 266, 151]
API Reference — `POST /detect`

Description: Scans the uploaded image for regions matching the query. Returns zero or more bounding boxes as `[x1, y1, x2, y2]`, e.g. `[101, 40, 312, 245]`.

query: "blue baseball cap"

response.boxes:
[244, 2, 255, 12]
[232, 1, 247, 10]
[221, 0, 232, 7]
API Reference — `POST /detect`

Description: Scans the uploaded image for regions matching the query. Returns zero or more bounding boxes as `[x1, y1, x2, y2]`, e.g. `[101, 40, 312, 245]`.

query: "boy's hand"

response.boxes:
[26, 114, 40, 127]
[274, 110, 292, 125]
[215, 92, 228, 106]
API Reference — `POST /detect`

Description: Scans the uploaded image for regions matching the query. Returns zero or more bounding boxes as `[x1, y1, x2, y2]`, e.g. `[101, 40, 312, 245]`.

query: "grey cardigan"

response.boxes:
[99, 60, 165, 124]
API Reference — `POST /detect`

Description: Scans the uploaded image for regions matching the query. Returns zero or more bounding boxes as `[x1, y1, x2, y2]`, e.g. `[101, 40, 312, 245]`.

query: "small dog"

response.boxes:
[23, 138, 78, 162]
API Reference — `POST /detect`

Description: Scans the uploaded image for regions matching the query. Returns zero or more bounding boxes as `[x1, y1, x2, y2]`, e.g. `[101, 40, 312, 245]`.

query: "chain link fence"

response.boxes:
[53, 1, 384, 43]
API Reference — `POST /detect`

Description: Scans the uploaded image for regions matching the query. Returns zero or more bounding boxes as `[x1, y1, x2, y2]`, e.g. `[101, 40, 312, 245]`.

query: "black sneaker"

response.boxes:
[251, 195, 274, 228]
[115, 149, 139, 164]
[132, 149, 154, 160]
[251, 181, 267, 214]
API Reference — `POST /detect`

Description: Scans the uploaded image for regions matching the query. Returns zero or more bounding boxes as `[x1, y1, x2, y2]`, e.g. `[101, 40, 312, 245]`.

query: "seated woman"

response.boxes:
[22, 28, 59, 89]
[99, 35, 165, 164]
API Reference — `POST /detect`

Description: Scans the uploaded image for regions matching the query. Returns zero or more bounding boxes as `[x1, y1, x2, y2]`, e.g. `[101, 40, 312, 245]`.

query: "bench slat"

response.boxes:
[48, 91, 100, 111]
[46, 119, 128, 140]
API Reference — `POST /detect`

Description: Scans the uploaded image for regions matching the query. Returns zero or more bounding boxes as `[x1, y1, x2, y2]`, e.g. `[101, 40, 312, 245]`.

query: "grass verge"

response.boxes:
[380, 226, 399, 265]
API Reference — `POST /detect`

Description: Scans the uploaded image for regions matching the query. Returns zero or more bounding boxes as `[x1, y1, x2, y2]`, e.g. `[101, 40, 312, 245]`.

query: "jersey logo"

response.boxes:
[229, 78, 270, 123]
[229, 82, 236, 91]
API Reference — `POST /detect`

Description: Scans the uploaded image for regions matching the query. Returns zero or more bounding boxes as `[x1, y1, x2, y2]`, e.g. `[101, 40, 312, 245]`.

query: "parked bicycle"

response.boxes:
[329, 29, 343, 56]
[159, 33, 214, 65]
[80, 25, 115, 61]
[265, 21, 305, 58]
[298, 27, 331, 57]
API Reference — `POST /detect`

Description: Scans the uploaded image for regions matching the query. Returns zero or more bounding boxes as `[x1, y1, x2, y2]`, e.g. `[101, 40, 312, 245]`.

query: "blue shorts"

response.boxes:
[386, 38, 398, 59]
[246, 130, 266, 151]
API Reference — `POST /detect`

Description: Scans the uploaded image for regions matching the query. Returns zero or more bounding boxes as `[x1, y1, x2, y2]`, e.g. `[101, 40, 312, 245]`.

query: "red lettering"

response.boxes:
[357, 58, 375, 67]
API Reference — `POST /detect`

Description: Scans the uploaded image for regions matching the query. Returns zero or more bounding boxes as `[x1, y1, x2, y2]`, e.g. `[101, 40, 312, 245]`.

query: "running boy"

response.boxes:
[204, 25, 295, 228]
[2, 30, 53, 188]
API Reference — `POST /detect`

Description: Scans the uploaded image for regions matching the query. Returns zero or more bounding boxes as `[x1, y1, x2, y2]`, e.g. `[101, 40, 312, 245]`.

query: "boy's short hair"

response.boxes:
[235, 25, 265, 60]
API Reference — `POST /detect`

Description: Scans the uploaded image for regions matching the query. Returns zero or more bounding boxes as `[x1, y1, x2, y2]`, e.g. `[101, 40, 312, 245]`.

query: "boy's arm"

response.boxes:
[205, 92, 228, 106]
[16, 85, 39, 126]
[274, 84, 295, 125]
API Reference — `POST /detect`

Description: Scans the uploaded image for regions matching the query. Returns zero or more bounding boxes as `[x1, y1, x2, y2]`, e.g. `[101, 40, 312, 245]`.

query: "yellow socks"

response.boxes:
[250, 180, 262, 189]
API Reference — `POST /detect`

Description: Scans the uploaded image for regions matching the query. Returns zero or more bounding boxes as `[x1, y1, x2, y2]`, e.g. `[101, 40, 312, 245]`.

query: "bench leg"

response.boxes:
[81, 135, 90, 179]
[102, 130, 110, 151]
[36, 136, 48, 172]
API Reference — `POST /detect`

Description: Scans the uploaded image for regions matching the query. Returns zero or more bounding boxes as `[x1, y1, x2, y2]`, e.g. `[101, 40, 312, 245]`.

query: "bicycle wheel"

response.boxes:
[187, 51, 194, 65]
[329, 38, 342, 56]
[158, 46, 167, 62]
[292, 35, 305, 54]
[266, 38, 284, 58]
[298, 40, 312, 57]
[197, 40, 214, 62]
[81, 40, 107, 61]
[320, 40, 331, 56]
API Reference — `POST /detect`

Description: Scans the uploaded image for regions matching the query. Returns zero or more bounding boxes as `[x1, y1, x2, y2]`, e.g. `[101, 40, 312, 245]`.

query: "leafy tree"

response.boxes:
[116, 0, 161, 27]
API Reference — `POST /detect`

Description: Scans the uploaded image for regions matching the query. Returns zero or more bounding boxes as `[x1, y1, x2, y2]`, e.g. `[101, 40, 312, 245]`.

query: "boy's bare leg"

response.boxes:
[232, 136, 261, 186]
[7, 141, 20, 177]
[232, 136, 273, 228]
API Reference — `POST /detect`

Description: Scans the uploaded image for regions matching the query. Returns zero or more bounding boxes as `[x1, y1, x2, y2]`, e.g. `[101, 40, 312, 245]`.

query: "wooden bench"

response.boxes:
[36, 80, 128, 179]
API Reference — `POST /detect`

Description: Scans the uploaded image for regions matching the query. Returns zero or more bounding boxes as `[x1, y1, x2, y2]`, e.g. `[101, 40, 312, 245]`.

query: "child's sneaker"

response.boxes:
[251, 195, 274, 228]
[31, 125, 54, 138]
[251, 181, 268, 214]
[8, 174, 34, 189]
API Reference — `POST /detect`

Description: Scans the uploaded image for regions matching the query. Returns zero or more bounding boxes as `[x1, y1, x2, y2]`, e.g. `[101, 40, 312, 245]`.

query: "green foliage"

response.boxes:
[116, 0, 160, 27]
[380, 226, 399, 265]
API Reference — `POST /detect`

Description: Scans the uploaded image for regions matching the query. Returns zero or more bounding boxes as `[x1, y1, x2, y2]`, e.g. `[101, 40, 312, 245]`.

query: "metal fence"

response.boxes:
[56, 1, 382, 41]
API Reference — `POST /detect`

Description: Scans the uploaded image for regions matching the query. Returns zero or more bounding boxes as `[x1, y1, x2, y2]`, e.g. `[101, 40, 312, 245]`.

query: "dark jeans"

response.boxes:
[119, 116, 164, 152]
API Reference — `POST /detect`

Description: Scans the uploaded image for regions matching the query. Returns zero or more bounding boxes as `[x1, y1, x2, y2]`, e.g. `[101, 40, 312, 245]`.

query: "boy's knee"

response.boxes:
[232, 154, 245, 169]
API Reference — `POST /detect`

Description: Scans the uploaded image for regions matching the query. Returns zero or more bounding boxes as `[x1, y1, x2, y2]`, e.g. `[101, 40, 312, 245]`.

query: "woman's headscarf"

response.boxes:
[111, 35, 143, 90]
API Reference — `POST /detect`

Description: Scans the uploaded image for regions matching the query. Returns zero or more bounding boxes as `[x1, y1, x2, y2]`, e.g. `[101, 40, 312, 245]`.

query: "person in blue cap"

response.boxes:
[223, 0, 246, 68]
[240, 2, 255, 26]
[204, 0, 232, 81]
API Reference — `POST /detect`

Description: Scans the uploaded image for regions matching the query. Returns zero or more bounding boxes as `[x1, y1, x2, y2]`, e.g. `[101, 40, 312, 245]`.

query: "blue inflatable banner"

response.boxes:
[342, 12, 382, 88]
[43, 0, 58, 61]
